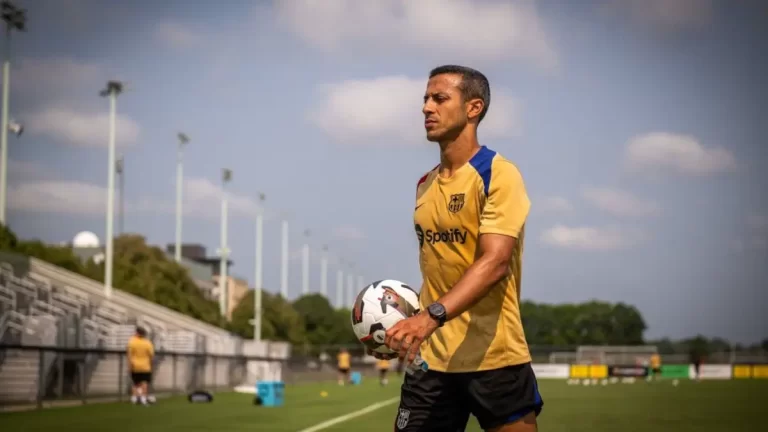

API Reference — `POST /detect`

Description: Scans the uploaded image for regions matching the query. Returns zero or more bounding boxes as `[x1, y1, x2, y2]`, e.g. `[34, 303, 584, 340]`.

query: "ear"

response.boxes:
[466, 98, 484, 121]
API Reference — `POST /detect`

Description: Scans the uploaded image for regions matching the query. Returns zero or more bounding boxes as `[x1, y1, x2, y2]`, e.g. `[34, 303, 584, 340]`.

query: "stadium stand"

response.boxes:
[0, 251, 289, 406]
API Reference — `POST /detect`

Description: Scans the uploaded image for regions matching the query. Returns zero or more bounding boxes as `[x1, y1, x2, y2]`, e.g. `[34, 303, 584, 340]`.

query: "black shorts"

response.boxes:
[395, 362, 543, 431]
[652, 367, 661, 375]
[338, 367, 350, 374]
[131, 372, 152, 385]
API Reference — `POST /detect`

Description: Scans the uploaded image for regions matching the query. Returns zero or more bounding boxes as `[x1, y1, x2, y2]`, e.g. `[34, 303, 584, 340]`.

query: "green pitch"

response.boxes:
[1, 379, 765, 431]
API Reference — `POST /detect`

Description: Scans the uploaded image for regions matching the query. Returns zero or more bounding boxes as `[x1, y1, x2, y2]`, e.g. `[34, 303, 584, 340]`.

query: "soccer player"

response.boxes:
[377, 358, 391, 386]
[127, 326, 155, 405]
[337, 347, 351, 386]
[649, 353, 662, 381]
[372, 65, 543, 432]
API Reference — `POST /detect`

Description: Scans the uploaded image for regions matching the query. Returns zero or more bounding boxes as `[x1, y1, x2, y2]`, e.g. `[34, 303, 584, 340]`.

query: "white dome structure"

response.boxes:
[73, 231, 101, 248]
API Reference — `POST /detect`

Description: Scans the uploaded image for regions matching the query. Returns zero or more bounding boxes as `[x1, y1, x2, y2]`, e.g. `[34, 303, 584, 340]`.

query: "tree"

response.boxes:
[292, 294, 346, 345]
[229, 290, 307, 345]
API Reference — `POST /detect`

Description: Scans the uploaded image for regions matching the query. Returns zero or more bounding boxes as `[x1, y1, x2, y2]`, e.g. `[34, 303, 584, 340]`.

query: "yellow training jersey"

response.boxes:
[337, 352, 350, 369]
[414, 146, 531, 373]
[127, 336, 155, 373]
[650, 354, 661, 368]
[377, 359, 391, 370]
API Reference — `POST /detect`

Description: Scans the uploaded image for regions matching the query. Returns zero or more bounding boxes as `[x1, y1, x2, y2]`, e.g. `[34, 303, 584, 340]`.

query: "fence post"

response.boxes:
[79, 361, 86, 405]
[172, 354, 177, 394]
[118, 354, 124, 402]
[36, 349, 44, 409]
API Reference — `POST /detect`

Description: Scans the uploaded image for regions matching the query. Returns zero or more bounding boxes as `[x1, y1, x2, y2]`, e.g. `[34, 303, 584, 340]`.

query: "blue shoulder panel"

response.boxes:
[468, 146, 496, 196]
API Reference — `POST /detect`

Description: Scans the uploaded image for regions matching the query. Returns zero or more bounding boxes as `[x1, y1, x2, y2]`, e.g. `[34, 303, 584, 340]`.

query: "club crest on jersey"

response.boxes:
[396, 408, 410, 429]
[448, 193, 465, 213]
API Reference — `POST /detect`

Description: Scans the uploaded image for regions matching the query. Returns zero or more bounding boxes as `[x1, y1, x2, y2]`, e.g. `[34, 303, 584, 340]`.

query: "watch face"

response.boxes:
[429, 303, 445, 317]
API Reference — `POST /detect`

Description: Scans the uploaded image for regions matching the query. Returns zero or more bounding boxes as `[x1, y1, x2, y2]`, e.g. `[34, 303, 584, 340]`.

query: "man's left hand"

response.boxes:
[384, 312, 439, 364]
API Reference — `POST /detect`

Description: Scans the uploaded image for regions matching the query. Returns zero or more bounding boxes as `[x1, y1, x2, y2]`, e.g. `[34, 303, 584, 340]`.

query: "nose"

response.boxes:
[422, 98, 435, 116]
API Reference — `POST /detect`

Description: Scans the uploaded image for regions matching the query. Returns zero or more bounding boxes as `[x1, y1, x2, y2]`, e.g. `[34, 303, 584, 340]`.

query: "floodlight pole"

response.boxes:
[280, 218, 289, 299]
[320, 245, 328, 298]
[301, 229, 310, 296]
[218, 169, 232, 318]
[336, 258, 344, 308]
[100, 80, 123, 299]
[346, 263, 355, 307]
[357, 274, 364, 293]
[0, 1, 27, 226]
[253, 193, 265, 341]
[174, 133, 189, 263]
[116, 156, 124, 235]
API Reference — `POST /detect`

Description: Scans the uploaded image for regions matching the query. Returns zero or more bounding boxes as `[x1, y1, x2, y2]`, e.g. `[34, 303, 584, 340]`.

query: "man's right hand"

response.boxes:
[365, 348, 398, 360]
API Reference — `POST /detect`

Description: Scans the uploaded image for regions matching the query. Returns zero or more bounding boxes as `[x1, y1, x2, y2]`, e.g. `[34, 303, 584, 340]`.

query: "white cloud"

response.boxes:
[600, 0, 714, 30]
[12, 57, 106, 101]
[582, 186, 660, 217]
[310, 76, 522, 145]
[8, 181, 108, 216]
[538, 196, 573, 212]
[333, 225, 367, 241]
[275, 0, 557, 70]
[155, 22, 201, 49]
[625, 132, 737, 176]
[24, 106, 140, 148]
[8, 176, 261, 220]
[540, 224, 640, 251]
[180, 177, 262, 219]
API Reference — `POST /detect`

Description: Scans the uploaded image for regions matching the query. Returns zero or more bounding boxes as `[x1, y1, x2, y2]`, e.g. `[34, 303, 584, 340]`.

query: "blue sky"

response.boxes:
[5, 0, 767, 344]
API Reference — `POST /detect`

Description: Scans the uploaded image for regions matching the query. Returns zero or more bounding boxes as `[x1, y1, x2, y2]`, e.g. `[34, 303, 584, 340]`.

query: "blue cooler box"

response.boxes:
[256, 381, 285, 407]
[350, 372, 362, 385]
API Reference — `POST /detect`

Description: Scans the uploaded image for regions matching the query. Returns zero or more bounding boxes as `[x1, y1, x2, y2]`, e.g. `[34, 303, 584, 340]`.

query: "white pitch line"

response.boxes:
[297, 396, 400, 432]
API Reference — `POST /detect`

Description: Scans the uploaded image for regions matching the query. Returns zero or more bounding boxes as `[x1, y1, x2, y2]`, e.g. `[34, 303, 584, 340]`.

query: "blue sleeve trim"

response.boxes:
[468, 146, 496, 196]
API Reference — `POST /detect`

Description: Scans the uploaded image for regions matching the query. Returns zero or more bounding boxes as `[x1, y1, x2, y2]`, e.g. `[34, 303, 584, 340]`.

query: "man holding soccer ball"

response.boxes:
[371, 65, 543, 432]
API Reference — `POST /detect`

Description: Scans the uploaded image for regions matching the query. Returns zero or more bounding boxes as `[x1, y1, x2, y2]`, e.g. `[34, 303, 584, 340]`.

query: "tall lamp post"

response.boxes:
[253, 193, 265, 341]
[0, 1, 27, 225]
[174, 132, 189, 262]
[115, 155, 124, 235]
[320, 245, 328, 298]
[301, 229, 310, 296]
[280, 216, 289, 299]
[217, 168, 232, 317]
[100, 80, 124, 298]
[336, 258, 344, 308]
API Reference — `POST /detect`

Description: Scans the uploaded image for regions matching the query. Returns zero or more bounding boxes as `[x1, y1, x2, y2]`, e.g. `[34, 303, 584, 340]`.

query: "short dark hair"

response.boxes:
[429, 65, 491, 122]
[136, 326, 147, 337]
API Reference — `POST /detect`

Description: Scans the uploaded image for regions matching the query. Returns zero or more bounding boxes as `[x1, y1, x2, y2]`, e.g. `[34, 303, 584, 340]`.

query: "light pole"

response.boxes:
[357, 274, 364, 293]
[99, 80, 124, 298]
[0, 1, 27, 226]
[336, 258, 344, 308]
[253, 193, 265, 341]
[301, 229, 310, 296]
[217, 168, 232, 318]
[115, 155, 124, 236]
[346, 262, 355, 307]
[174, 132, 189, 263]
[280, 217, 289, 299]
[320, 245, 328, 298]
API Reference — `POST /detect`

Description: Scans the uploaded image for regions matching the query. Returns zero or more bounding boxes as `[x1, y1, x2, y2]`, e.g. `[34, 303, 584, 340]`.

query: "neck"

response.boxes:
[438, 128, 480, 173]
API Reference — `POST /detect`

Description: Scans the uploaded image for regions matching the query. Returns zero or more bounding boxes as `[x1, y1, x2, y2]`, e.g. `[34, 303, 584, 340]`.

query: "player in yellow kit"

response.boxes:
[378, 65, 543, 431]
[127, 327, 155, 405]
[337, 348, 351, 386]
[377, 358, 391, 386]
[650, 353, 662, 381]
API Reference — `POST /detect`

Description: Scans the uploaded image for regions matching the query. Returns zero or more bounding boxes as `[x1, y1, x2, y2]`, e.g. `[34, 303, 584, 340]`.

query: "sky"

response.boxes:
[4, 0, 767, 344]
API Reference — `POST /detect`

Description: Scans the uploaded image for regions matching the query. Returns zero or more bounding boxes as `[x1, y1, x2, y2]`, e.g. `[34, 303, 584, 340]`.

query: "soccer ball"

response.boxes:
[351, 280, 420, 355]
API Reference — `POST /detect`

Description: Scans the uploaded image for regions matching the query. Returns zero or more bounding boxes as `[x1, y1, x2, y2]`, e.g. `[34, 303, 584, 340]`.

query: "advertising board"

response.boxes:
[697, 364, 732, 380]
[608, 365, 648, 378]
[532, 364, 570, 379]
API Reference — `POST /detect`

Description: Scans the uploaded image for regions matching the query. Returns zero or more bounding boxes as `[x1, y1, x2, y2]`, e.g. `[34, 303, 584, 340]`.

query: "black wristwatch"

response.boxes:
[427, 303, 447, 327]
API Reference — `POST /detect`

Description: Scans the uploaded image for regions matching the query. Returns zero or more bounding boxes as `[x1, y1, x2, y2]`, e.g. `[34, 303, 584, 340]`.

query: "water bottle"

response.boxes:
[404, 353, 429, 375]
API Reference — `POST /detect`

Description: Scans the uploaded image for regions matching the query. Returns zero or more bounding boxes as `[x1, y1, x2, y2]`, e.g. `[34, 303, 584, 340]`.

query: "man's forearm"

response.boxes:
[436, 255, 509, 321]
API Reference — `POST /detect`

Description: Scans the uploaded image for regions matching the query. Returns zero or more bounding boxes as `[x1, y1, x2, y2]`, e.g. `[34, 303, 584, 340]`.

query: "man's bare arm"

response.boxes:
[435, 233, 516, 320]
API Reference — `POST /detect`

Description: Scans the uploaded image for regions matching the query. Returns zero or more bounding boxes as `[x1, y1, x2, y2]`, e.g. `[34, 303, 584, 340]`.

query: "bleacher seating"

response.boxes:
[0, 251, 277, 404]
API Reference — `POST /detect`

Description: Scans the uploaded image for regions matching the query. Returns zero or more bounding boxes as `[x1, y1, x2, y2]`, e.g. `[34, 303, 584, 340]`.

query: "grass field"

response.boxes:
[1, 379, 765, 431]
